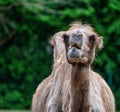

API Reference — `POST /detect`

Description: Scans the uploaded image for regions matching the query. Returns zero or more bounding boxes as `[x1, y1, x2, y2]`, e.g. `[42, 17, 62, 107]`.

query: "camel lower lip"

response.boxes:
[68, 47, 80, 58]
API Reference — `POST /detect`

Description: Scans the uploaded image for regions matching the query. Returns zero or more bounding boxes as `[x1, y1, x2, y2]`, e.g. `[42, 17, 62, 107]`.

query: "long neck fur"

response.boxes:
[70, 63, 90, 112]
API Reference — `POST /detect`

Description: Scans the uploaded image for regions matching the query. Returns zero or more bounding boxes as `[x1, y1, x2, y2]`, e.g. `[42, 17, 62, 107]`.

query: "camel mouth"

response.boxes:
[71, 44, 80, 49]
[68, 47, 80, 58]
[67, 47, 88, 64]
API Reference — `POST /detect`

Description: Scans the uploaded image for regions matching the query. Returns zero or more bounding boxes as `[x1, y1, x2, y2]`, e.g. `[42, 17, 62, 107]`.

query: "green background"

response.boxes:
[0, 0, 120, 110]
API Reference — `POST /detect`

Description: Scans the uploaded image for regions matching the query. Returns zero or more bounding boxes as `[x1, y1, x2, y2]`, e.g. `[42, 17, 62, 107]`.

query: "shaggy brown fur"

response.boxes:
[32, 22, 115, 112]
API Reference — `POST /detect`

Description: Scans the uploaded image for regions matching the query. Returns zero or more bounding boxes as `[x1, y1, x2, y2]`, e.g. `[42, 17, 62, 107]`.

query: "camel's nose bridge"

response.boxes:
[70, 33, 83, 48]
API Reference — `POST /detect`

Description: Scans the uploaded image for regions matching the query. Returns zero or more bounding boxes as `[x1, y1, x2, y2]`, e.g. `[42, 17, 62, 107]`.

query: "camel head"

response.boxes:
[63, 22, 103, 65]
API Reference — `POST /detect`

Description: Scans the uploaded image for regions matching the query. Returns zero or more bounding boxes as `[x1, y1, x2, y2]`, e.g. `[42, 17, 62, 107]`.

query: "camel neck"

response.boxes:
[70, 63, 90, 112]
[71, 64, 90, 84]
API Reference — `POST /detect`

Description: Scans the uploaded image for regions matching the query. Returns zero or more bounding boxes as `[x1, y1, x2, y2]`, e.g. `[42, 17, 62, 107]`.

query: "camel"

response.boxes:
[32, 22, 115, 112]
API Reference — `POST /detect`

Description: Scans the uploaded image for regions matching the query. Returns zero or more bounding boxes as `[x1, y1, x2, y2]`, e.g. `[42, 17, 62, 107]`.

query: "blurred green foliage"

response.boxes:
[0, 0, 120, 110]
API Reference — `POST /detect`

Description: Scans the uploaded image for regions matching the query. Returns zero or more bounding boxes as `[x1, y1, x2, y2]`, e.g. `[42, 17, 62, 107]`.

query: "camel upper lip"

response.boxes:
[69, 44, 81, 50]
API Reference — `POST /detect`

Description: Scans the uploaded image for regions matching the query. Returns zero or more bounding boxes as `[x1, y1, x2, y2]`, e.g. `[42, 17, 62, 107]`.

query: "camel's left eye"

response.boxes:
[89, 35, 96, 43]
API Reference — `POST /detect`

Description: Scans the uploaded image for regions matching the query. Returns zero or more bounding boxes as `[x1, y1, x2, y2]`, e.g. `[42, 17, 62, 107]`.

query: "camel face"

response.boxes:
[63, 25, 102, 64]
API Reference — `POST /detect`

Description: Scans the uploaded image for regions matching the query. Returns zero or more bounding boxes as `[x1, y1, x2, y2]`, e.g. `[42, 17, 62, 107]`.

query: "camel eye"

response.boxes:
[63, 34, 69, 38]
[63, 34, 69, 43]
[89, 35, 96, 43]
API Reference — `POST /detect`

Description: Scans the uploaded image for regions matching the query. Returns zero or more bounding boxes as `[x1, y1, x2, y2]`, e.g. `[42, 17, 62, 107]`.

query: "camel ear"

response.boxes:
[49, 34, 55, 46]
[49, 31, 65, 62]
[49, 31, 65, 46]
[96, 36, 103, 49]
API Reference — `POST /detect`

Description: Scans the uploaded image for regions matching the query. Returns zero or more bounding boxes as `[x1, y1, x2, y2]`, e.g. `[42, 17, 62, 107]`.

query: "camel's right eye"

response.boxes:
[63, 34, 68, 38]
[63, 34, 69, 49]
[63, 34, 69, 43]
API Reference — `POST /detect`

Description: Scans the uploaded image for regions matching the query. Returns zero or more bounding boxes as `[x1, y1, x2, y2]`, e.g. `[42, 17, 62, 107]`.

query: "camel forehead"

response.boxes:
[66, 27, 94, 36]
